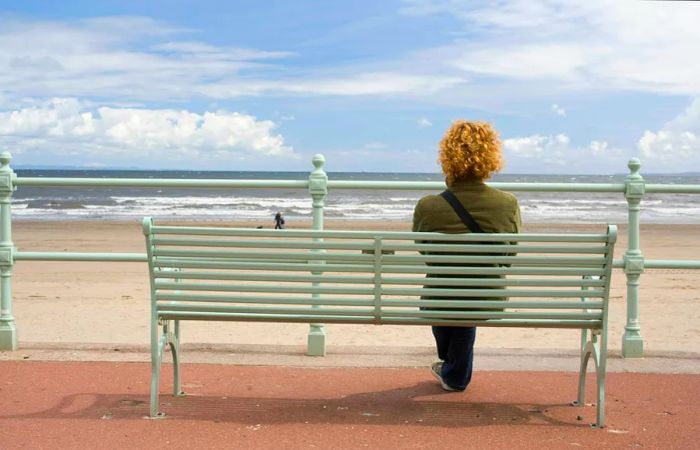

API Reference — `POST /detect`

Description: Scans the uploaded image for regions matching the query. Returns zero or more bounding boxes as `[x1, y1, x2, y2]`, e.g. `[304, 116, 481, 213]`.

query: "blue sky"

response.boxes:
[0, 0, 698, 173]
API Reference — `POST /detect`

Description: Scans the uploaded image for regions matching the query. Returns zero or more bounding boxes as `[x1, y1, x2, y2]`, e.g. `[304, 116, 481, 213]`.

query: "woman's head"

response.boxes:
[438, 120, 503, 184]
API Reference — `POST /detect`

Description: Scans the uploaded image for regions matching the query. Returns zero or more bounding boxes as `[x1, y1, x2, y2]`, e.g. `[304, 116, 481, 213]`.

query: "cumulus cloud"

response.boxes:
[503, 134, 570, 163]
[502, 133, 625, 172]
[0, 98, 295, 167]
[551, 104, 566, 116]
[637, 99, 700, 171]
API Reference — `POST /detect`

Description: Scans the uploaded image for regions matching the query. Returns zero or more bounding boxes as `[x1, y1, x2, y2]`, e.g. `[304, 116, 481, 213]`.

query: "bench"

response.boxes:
[142, 218, 617, 427]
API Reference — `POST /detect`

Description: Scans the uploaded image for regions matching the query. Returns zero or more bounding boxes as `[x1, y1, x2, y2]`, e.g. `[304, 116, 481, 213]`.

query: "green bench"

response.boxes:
[142, 218, 617, 427]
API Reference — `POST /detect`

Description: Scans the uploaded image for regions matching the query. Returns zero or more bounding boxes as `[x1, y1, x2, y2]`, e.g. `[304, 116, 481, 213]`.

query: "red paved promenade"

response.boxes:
[1, 361, 698, 449]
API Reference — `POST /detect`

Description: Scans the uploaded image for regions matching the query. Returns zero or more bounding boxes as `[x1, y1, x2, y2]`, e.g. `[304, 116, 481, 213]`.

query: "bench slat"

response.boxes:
[381, 254, 607, 265]
[381, 299, 604, 309]
[155, 311, 602, 329]
[378, 265, 606, 276]
[155, 293, 376, 306]
[153, 259, 374, 272]
[154, 293, 602, 310]
[158, 304, 375, 317]
[152, 248, 607, 266]
[386, 243, 607, 254]
[381, 287, 605, 298]
[157, 312, 380, 324]
[152, 270, 605, 288]
[153, 280, 605, 298]
[154, 281, 376, 295]
[151, 226, 610, 242]
[155, 271, 375, 284]
[152, 258, 606, 276]
[152, 237, 371, 251]
[378, 317, 602, 328]
[151, 237, 607, 255]
[380, 310, 603, 320]
[382, 277, 605, 287]
[157, 304, 602, 321]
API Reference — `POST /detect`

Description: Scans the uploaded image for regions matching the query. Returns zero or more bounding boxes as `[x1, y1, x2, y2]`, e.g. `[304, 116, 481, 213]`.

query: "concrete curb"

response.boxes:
[2, 342, 699, 373]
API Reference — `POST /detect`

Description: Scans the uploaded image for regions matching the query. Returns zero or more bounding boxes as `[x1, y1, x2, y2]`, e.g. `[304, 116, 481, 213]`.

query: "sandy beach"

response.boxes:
[7, 219, 700, 359]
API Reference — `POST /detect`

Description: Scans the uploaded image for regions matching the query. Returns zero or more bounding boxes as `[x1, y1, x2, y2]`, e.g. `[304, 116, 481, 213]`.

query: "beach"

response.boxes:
[7, 219, 699, 360]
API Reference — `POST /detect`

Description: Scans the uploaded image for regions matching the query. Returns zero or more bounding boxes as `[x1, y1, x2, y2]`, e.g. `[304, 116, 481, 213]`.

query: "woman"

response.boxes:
[412, 120, 521, 392]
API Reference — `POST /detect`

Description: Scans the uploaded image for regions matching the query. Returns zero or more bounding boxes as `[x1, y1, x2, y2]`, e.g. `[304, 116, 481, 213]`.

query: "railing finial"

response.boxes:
[0, 152, 11, 168]
[312, 154, 325, 172]
[627, 158, 641, 178]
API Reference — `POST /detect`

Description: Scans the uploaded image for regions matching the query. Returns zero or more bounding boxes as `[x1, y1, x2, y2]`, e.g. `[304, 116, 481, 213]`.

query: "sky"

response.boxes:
[0, 0, 699, 174]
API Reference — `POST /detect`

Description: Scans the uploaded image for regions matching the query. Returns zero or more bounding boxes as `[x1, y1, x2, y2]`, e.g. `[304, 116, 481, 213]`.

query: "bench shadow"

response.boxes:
[4, 381, 590, 428]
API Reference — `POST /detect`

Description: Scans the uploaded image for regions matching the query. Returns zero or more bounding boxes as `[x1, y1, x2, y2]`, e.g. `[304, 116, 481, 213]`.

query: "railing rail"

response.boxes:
[14, 177, 307, 189]
[10, 252, 700, 270]
[0, 152, 698, 357]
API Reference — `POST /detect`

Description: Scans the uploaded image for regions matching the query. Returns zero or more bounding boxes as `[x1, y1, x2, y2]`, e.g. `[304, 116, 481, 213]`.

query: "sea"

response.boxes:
[10, 170, 700, 224]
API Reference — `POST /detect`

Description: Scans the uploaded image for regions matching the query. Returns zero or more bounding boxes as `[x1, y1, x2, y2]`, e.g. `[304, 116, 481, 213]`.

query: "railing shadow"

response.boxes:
[3, 381, 587, 428]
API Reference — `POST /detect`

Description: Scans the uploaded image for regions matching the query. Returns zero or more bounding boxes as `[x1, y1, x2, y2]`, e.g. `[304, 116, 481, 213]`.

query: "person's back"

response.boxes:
[412, 120, 521, 393]
[413, 181, 519, 234]
[413, 181, 520, 304]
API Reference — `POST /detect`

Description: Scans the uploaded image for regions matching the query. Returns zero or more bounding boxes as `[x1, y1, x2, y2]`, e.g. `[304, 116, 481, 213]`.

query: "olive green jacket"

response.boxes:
[412, 180, 521, 234]
[412, 179, 522, 307]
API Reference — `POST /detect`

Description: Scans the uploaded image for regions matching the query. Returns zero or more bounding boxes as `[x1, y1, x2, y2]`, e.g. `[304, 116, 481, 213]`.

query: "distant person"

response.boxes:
[274, 211, 285, 229]
[412, 120, 521, 392]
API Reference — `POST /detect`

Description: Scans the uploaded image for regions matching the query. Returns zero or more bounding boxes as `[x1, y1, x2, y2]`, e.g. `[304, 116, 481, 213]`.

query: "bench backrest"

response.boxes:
[143, 218, 616, 330]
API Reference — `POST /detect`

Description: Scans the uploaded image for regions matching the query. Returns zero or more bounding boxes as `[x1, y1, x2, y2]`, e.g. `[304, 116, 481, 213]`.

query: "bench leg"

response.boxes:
[594, 332, 608, 428]
[574, 330, 592, 408]
[594, 367, 606, 428]
[574, 331, 606, 428]
[168, 320, 184, 397]
[149, 317, 167, 418]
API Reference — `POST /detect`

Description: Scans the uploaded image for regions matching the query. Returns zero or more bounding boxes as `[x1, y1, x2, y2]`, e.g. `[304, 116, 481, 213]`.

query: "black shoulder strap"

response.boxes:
[440, 190, 485, 233]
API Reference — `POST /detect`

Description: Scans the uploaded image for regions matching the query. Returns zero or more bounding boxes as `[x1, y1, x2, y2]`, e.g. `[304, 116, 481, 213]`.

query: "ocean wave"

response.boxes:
[9, 191, 699, 224]
[26, 200, 87, 210]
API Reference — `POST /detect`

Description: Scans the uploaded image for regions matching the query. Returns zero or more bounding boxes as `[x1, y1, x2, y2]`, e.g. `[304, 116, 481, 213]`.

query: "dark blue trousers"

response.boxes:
[432, 326, 477, 391]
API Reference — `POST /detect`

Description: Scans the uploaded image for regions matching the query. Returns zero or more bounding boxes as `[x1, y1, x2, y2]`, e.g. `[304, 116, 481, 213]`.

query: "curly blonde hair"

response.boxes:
[438, 120, 503, 184]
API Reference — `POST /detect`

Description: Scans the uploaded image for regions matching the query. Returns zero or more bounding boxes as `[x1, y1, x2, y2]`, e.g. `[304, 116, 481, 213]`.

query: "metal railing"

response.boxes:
[1, 152, 698, 356]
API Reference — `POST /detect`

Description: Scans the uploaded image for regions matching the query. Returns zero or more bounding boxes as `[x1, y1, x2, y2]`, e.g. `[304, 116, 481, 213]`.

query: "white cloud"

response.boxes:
[551, 104, 566, 116]
[0, 98, 295, 167]
[417, 117, 432, 128]
[0, 16, 462, 103]
[0, 16, 285, 102]
[503, 134, 569, 163]
[502, 133, 625, 172]
[637, 99, 700, 171]
[1, 4, 698, 110]
[402, 0, 700, 95]
[588, 140, 608, 156]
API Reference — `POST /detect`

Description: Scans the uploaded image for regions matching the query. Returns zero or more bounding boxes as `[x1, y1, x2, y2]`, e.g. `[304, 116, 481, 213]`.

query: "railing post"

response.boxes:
[622, 158, 645, 358]
[0, 152, 17, 350]
[307, 154, 327, 356]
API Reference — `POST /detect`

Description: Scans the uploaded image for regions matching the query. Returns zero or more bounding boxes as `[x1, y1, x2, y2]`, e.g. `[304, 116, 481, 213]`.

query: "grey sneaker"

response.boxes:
[430, 361, 459, 392]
